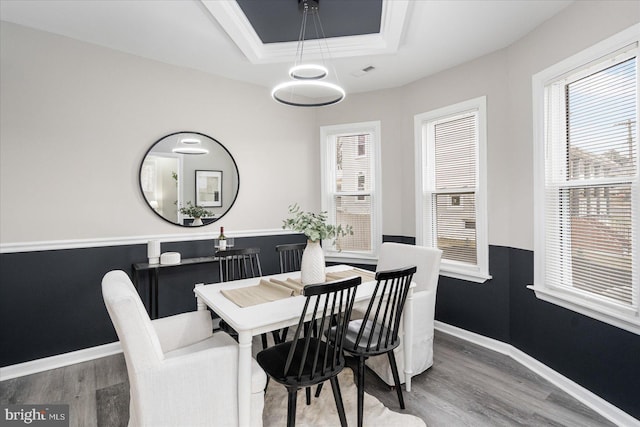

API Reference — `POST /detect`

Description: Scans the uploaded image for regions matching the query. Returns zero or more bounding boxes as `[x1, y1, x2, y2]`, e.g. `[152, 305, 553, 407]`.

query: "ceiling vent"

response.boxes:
[351, 65, 376, 78]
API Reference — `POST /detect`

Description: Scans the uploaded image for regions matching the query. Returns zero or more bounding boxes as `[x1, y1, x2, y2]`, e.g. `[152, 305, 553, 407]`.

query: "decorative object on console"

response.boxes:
[282, 203, 353, 284]
[147, 240, 160, 265]
[160, 252, 181, 265]
[218, 226, 227, 250]
[271, 0, 345, 107]
[179, 201, 213, 226]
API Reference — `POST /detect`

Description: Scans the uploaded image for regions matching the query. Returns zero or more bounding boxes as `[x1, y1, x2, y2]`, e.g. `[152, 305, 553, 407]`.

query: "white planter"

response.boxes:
[301, 240, 326, 284]
[192, 217, 203, 226]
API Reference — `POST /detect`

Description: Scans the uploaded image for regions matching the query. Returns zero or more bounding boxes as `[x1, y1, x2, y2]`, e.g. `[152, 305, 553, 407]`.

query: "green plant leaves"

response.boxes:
[282, 203, 353, 244]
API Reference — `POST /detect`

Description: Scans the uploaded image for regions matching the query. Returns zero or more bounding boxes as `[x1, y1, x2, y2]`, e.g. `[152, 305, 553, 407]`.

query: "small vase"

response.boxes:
[301, 240, 326, 284]
[192, 217, 203, 226]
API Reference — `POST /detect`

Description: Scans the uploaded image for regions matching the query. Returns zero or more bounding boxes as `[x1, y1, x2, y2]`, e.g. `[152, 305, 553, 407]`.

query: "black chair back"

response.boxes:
[216, 247, 262, 281]
[257, 276, 362, 427]
[215, 247, 268, 347]
[276, 243, 306, 273]
[340, 265, 416, 427]
[345, 266, 416, 356]
[284, 276, 360, 383]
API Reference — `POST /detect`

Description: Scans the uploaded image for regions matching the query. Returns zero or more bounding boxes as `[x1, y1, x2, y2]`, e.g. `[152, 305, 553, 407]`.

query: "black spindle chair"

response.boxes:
[257, 276, 362, 427]
[215, 247, 274, 349]
[339, 266, 416, 427]
[217, 247, 263, 281]
[276, 243, 306, 274]
[273, 243, 307, 343]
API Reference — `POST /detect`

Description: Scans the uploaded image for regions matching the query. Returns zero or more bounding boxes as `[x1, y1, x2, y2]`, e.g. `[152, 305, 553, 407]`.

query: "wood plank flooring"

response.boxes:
[1, 330, 616, 426]
[364, 331, 615, 426]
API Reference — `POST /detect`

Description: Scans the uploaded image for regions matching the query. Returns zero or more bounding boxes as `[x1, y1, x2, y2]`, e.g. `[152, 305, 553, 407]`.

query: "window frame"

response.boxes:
[320, 121, 382, 263]
[415, 96, 491, 283]
[531, 23, 640, 335]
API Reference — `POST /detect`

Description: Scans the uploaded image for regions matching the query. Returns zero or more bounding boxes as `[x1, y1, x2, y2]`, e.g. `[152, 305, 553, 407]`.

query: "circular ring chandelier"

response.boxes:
[271, 0, 345, 107]
[272, 80, 345, 107]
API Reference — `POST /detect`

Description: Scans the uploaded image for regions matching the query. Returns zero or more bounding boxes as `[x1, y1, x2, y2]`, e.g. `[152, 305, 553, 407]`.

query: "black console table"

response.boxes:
[132, 256, 218, 319]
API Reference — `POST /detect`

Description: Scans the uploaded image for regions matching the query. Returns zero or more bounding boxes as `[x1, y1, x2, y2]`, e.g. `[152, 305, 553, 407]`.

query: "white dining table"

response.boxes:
[194, 264, 415, 427]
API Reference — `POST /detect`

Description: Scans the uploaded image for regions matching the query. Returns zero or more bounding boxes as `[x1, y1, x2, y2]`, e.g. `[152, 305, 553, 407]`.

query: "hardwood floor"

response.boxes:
[364, 331, 615, 427]
[1, 330, 616, 426]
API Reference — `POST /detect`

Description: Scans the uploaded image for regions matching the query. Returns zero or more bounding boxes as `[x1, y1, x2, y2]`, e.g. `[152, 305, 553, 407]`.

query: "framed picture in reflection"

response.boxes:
[196, 170, 222, 207]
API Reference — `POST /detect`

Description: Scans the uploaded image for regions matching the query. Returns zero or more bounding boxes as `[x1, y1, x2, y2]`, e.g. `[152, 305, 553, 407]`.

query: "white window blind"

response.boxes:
[532, 24, 640, 333]
[415, 96, 490, 282]
[432, 113, 478, 265]
[544, 51, 638, 309]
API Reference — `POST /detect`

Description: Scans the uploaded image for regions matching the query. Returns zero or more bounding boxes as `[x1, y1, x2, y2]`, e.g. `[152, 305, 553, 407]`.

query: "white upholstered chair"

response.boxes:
[364, 243, 442, 385]
[102, 270, 266, 427]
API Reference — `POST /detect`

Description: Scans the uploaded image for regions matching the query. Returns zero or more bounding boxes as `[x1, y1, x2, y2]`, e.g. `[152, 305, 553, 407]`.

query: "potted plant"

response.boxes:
[179, 201, 213, 226]
[282, 203, 353, 284]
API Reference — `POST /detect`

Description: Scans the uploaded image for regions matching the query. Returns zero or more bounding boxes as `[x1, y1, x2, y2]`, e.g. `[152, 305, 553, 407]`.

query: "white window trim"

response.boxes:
[320, 121, 382, 262]
[530, 23, 640, 335]
[415, 96, 491, 283]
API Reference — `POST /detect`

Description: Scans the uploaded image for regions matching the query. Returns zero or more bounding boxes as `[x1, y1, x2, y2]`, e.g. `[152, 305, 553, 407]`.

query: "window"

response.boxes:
[415, 97, 490, 282]
[321, 122, 382, 261]
[357, 173, 365, 200]
[532, 24, 639, 334]
[357, 135, 366, 156]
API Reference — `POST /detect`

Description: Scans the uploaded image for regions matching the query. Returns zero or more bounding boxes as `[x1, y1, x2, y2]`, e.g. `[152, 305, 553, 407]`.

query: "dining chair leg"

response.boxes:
[305, 387, 311, 405]
[314, 382, 323, 397]
[286, 387, 298, 427]
[329, 375, 348, 427]
[261, 333, 268, 350]
[387, 350, 405, 409]
[356, 356, 366, 427]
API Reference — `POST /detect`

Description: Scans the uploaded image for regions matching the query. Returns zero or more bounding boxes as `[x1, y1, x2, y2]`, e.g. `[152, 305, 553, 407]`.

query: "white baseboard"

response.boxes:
[0, 342, 122, 381]
[435, 321, 640, 427]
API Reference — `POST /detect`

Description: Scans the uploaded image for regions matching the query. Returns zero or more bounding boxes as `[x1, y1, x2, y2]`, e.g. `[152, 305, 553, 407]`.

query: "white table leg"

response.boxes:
[237, 331, 253, 427]
[403, 288, 414, 392]
[194, 283, 206, 311]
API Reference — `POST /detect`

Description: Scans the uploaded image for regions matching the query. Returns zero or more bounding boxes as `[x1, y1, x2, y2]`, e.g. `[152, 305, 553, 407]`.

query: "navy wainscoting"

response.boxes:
[1, 238, 638, 419]
[508, 247, 640, 420]
[0, 234, 306, 368]
[435, 245, 511, 342]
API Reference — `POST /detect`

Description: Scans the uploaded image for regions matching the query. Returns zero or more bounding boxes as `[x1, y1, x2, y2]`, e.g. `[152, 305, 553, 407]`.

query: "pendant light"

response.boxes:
[271, 0, 345, 107]
[172, 137, 209, 155]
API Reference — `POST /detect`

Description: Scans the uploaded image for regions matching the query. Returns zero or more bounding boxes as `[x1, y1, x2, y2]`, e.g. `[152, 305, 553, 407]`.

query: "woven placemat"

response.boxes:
[221, 268, 376, 307]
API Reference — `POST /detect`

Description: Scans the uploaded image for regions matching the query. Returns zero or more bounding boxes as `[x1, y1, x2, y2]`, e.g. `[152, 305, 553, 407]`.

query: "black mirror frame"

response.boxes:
[139, 131, 240, 227]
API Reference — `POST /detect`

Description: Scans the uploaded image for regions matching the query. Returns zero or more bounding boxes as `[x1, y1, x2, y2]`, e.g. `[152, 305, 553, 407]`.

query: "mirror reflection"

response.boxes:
[139, 131, 240, 226]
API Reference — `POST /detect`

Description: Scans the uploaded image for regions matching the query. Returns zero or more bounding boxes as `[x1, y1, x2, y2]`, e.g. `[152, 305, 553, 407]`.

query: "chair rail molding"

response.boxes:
[0, 228, 297, 254]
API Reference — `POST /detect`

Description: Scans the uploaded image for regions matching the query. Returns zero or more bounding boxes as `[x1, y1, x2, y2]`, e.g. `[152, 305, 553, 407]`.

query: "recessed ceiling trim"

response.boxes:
[201, 0, 410, 64]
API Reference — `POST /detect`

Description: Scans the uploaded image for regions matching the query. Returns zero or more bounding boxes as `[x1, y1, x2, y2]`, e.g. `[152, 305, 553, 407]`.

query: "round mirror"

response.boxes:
[139, 131, 240, 227]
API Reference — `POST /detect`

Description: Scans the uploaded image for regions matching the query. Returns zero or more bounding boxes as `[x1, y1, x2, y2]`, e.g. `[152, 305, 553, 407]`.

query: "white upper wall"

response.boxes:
[316, 0, 640, 251]
[0, 22, 318, 244]
[1, 1, 638, 249]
